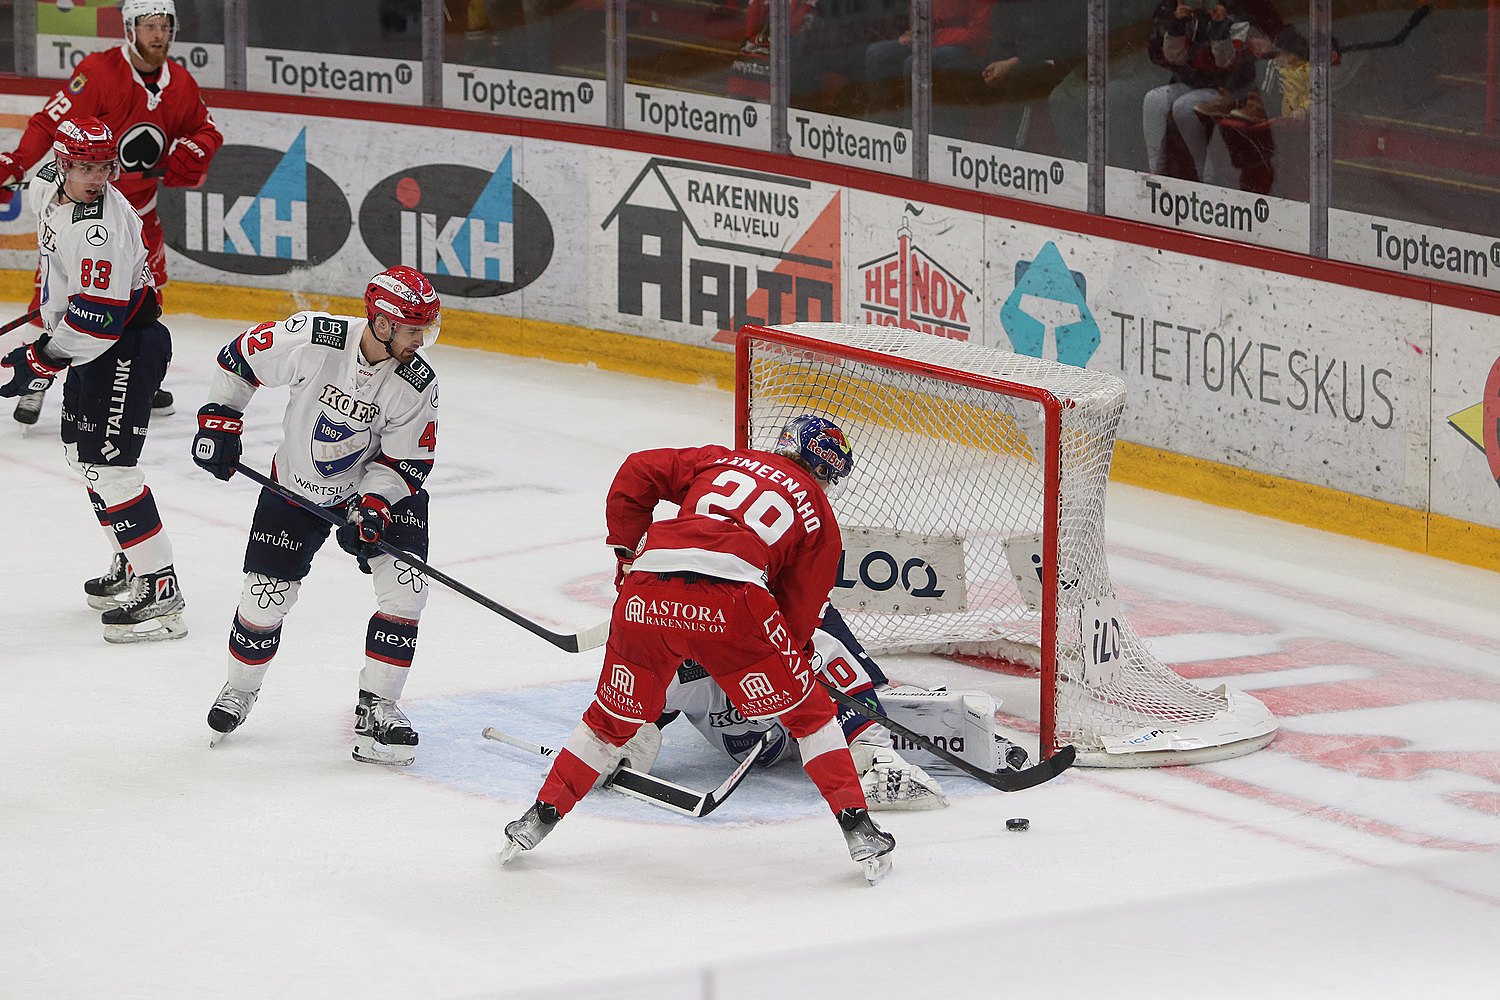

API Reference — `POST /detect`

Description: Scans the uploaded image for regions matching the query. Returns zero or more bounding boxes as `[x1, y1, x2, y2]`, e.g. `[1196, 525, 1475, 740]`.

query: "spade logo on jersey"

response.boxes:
[311, 413, 370, 478]
[118, 123, 167, 174]
[357, 152, 553, 297]
[159, 129, 351, 275]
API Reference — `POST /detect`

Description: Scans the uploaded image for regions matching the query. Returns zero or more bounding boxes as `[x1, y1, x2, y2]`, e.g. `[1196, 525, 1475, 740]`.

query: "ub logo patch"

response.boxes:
[311, 412, 369, 478]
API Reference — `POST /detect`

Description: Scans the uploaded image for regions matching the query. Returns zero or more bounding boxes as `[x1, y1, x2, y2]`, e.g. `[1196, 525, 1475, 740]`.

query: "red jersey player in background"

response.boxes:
[499, 415, 900, 884]
[0, 0, 222, 425]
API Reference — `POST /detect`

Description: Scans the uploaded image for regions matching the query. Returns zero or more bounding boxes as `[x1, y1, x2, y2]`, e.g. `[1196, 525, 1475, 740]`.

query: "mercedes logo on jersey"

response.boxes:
[311, 413, 370, 478]
[85, 224, 109, 246]
[118, 123, 167, 173]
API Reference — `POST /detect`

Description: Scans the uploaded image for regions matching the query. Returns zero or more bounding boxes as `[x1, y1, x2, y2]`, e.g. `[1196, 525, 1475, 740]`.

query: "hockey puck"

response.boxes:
[1006, 817, 1030, 832]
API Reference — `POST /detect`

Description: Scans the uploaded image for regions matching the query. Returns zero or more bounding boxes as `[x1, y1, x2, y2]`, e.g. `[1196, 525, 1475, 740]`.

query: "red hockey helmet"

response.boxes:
[53, 116, 121, 182]
[365, 265, 441, 341]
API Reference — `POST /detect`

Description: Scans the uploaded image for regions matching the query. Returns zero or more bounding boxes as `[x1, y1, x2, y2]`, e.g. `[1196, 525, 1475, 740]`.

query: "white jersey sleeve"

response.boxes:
[208, 312, 439, 508]
[26, 165, 153, 367]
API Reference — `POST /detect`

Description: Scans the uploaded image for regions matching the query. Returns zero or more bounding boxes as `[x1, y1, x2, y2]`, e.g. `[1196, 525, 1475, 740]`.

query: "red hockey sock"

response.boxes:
[803, 750, 867, 815]
[537, 749, 602, 817]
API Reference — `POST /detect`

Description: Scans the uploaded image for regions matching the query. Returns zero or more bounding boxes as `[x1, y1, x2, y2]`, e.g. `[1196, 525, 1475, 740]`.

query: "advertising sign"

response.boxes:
[593, 152, 842, 347]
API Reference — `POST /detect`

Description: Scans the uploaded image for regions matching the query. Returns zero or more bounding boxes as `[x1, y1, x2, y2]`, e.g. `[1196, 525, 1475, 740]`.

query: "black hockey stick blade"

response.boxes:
[1, 308, 42, 336]
[819, 681, 1076, 792]
[235, 464, 608, 653]
[482, 726, 766, 818]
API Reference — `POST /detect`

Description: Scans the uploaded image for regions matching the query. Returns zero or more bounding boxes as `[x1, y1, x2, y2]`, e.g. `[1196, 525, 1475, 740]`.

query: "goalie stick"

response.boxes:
[482, 726, 768, 818]
[819, 681, 1077, 792]
[235, 464, 609, 653]
[1, 309, 42, 336]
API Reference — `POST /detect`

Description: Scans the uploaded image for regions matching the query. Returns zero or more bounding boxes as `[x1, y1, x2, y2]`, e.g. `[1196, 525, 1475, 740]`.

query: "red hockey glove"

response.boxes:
[0, 338, 67, 397]
[613, 545, 637, 588]
[164, 137, 211, 188]
[0, 151, 24, 207]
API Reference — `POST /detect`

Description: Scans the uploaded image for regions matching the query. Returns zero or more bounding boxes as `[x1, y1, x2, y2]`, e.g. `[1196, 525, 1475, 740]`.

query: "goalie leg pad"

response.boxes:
[879, 687, 1022, 772]
[851, 740, 949, 811]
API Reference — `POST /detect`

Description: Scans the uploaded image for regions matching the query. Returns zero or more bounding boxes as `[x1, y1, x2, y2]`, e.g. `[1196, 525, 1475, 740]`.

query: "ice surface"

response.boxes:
[3, 309, 1498, 999]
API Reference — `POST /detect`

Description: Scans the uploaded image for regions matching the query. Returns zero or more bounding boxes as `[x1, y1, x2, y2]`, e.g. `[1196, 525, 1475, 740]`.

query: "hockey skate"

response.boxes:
[12, 389, 45, 426]
[207, 683, 258, 746]
[151, 389, 174, 416]
[838, 807, 896, 885]
[353, 689, 418, 766]
[499, 801, 561, 864]
[101, 565, 187, 643]
[83, 553, 134, 610]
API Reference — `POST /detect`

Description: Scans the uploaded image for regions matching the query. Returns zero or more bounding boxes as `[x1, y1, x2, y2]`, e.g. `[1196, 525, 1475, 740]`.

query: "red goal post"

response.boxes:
[735, 323, 1277, 766]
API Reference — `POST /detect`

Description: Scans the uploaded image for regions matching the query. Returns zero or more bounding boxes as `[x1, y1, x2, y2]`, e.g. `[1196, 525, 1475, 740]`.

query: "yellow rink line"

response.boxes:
[2, 269, 1495, 573]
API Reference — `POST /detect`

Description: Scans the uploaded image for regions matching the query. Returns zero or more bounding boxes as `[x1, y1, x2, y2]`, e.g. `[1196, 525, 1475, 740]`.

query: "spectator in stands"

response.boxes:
[726, 0, 821, 103]
[863, 0, 995, 123]
[963, 0, 1086, 150]
[1142, 1, 1252, 181]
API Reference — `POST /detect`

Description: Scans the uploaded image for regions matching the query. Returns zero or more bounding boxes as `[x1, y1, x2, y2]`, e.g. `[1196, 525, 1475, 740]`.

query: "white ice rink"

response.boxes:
[3, 311, 1499, 1000]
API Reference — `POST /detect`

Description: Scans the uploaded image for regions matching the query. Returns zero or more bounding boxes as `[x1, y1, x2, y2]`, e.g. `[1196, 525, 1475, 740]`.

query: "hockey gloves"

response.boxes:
[337, 494, 392, 573]
[0, 337, 67, 397]
[613, 545, 636, 588]
[192, 403, 244, 480]
[0, 151, 23, 206]
[164, 137, 211, 188]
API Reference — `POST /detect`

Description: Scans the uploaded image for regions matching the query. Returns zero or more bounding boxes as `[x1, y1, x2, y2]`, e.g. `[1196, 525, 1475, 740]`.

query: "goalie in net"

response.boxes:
[737, 323, 1278, 767]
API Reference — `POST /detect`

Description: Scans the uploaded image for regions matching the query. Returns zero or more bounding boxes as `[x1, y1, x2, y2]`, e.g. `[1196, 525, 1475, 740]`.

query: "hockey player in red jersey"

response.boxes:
[0, 0, 221, 426]
[500, 415, 899, 883]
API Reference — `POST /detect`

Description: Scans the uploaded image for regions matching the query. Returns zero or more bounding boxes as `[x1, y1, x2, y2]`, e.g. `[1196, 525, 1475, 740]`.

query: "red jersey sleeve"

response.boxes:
[768, 482, 841, 646]
[12, 55, 114, 170]
[604, 445, 732, 553]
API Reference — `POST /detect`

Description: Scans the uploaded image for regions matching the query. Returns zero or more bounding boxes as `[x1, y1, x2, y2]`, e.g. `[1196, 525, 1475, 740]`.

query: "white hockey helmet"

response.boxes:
[121, 0, 178, 44]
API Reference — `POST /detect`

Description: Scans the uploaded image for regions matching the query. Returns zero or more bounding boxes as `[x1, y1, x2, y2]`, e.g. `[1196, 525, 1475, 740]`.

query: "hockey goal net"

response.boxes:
[736, 323, 1277, 766]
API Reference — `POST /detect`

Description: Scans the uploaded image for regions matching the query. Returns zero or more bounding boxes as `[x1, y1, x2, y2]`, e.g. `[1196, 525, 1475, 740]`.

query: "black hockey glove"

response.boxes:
[337, 494, 392, 573]
[0, 337, 67, 397]
[192, 403, 244, 480]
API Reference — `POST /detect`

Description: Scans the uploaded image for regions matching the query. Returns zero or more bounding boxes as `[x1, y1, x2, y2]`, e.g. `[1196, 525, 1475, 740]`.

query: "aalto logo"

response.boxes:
[611, 664, 635, 697]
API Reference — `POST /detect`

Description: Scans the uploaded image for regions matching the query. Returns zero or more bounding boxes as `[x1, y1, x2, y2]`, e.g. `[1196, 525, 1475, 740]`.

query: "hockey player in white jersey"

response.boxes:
[611, 606, 1031, 810]
[191, 266, 441, 765]
[0, 117, 184, 643]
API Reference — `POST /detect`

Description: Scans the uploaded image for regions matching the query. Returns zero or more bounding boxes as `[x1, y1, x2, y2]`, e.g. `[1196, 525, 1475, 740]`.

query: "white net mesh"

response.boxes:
[741, 323, 1276, 764]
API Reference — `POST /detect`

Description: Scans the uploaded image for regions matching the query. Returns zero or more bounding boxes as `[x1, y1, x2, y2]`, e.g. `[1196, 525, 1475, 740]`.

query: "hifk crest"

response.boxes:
[311, 412, 369, 478]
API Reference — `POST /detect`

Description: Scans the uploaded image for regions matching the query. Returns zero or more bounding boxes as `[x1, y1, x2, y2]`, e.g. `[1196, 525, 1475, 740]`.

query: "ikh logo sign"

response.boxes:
[998, 241, 1102, 368]
[1447, 355, 1500, 488]
[359, 151, 553, 297]
[161, 129, 351, 275]
[857, 208, 973, 340]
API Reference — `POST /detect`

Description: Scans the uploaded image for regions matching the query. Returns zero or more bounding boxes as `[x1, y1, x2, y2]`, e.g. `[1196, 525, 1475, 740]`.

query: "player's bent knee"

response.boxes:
[777, 687, 839, 741]
[372, 561, 428, 620]
[70, 457, 146, 507]
[237, 573, 300, 629]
